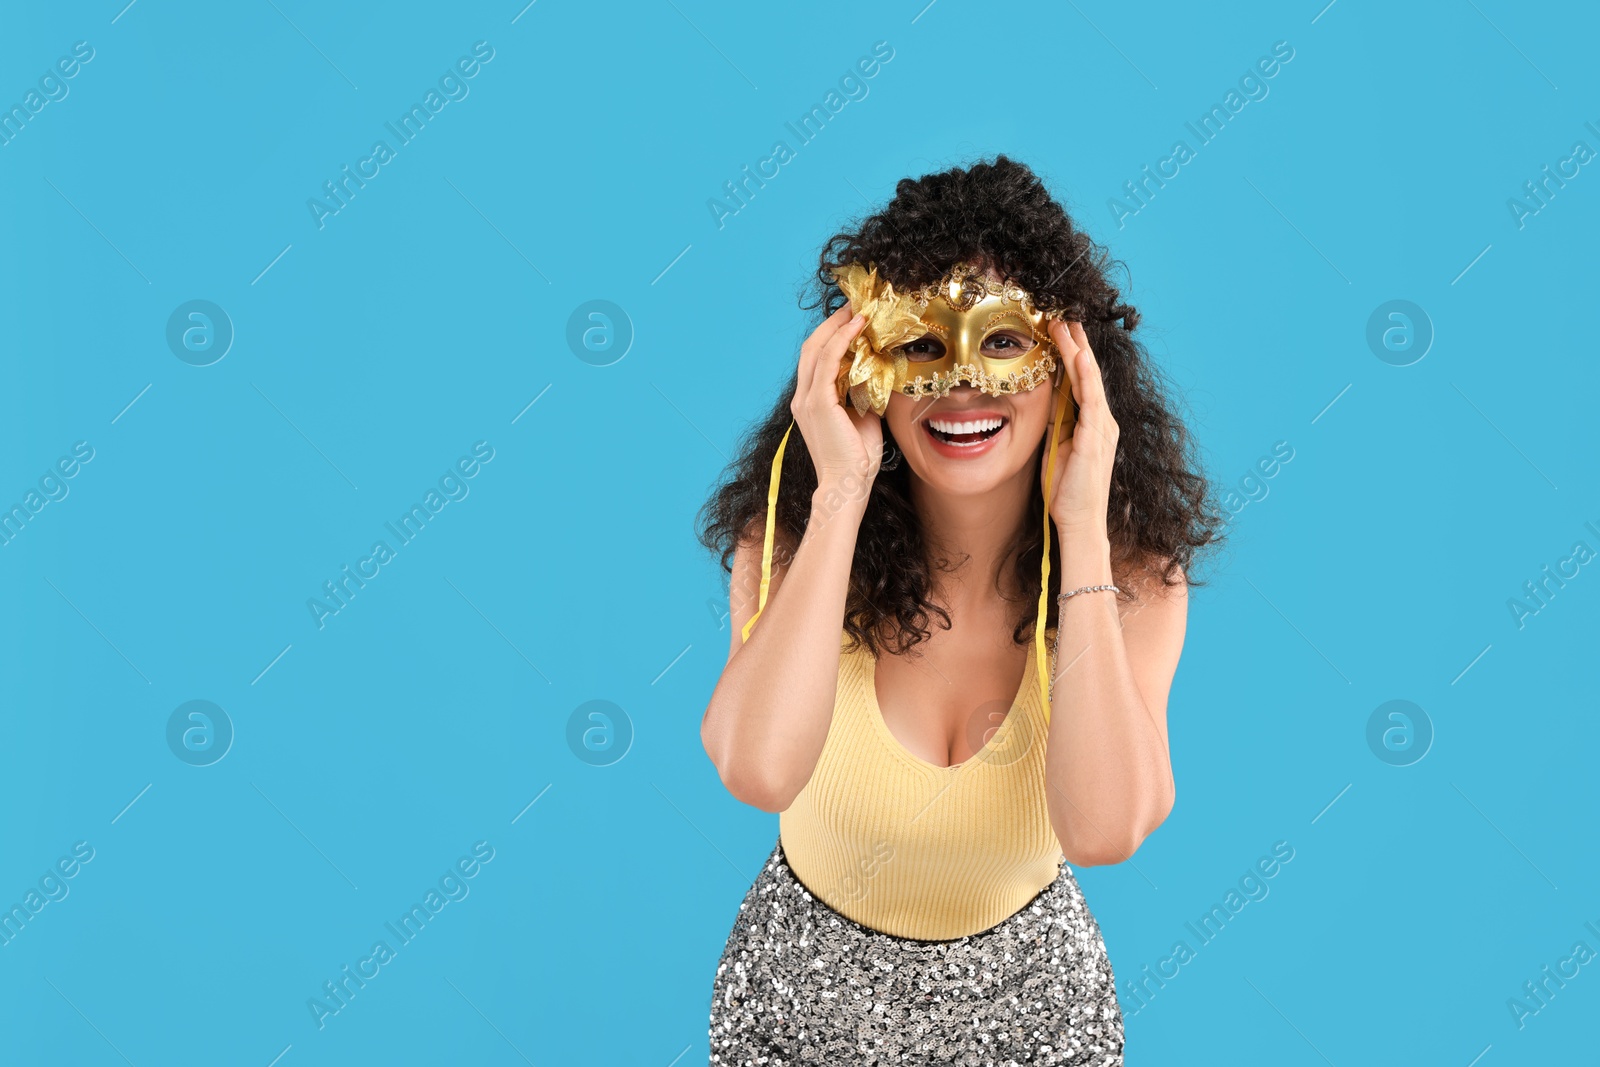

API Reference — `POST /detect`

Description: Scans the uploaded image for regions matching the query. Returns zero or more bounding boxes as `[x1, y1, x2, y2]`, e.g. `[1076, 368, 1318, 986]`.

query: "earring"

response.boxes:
[880, 440, 902, 471]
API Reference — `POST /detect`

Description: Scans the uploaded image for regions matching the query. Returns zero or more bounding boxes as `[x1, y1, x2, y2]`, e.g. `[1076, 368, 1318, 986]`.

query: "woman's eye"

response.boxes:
[983, 333, 1035, 357]
[900, 337, 945, 361]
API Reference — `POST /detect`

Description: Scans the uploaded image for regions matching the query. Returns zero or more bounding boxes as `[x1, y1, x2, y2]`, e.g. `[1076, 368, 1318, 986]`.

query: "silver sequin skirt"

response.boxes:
[708, 839, 1124, 1065]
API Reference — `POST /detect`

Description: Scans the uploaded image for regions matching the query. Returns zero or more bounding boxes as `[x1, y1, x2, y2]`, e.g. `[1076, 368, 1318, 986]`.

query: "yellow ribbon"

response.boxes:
[1036, 373, 1072, 727]
[740, 419, 794, 644]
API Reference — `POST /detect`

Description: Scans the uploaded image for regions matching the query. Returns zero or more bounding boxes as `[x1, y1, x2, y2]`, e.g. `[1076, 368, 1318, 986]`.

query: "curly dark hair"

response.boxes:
[695, 155, 1227, 657]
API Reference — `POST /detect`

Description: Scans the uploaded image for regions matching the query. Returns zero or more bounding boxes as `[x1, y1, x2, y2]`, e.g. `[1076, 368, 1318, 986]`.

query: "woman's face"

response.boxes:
[883, 272, 1063, 497]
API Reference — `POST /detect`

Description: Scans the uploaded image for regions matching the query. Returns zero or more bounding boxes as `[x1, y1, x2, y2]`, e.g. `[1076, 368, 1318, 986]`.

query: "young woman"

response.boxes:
[696, 156, 1224, 1064]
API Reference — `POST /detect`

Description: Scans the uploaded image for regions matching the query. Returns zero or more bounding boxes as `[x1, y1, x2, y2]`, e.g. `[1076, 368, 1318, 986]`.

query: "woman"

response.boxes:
[695, 156, 1224, 1064]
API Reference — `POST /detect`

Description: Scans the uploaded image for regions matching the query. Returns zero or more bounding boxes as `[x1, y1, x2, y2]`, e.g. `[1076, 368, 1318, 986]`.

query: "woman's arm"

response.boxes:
[700, 481, 870, 812]
[700, 304, 879, 813]
[1045, 541, 1186, 866]
[1038, 317, 1186, 866]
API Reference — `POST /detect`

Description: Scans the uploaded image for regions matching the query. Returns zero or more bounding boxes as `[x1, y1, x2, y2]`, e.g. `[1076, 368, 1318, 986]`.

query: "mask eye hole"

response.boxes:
[982, 330, 1036, 358]
[898, 335, 946, 362]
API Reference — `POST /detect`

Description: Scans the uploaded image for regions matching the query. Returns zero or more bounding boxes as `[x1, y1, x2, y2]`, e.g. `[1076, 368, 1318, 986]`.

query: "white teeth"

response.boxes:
[927, 416, 1005, 434]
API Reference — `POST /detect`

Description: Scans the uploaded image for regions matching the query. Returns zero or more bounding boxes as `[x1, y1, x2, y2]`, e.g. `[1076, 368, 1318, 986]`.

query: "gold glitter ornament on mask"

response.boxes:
[831, 263, 923, 417]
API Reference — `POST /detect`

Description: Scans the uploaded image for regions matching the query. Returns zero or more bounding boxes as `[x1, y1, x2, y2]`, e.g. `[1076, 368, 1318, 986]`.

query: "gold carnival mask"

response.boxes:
[832, 261, 1065, 416]
[740, 260, 1080, 726]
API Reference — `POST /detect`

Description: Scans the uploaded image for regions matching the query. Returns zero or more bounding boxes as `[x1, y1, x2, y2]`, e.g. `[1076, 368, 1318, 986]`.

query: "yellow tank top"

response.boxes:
[779, 627, 1065, 940]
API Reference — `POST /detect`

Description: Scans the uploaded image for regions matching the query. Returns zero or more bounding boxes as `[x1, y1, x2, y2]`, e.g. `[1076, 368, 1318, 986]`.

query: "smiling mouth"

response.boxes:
[924, 415, 1008, 446]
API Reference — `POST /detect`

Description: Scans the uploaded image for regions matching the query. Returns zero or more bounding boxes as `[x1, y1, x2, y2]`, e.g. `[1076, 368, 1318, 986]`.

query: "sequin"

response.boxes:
[709, 840, 1124, 1065]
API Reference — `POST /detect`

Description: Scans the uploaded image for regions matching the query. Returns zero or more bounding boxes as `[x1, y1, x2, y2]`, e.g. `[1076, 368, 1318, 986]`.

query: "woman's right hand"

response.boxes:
[793, 304, 883, 489]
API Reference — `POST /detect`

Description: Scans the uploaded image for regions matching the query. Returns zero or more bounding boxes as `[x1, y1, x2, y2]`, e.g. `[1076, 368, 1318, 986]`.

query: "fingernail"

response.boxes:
[851, 312, 865, 324]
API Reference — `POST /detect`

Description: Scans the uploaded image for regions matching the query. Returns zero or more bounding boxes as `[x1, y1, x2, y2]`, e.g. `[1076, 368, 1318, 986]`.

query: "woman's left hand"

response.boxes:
[1039, 319, 1118, 543]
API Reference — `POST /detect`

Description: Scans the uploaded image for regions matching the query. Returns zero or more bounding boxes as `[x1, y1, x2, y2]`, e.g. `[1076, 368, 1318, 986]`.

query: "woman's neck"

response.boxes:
[908, 462, 1035, 611]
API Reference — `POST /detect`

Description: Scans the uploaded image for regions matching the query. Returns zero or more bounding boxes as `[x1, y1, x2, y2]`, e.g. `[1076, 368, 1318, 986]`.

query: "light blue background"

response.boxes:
[2, 0, 1596, 1063]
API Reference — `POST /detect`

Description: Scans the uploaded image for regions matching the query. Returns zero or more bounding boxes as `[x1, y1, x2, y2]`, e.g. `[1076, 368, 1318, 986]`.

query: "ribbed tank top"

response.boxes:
[778, 627, 1065, 940]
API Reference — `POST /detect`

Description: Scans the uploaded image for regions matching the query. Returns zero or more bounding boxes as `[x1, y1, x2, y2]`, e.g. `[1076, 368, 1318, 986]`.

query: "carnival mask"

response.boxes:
[832, 261, 1064, 416]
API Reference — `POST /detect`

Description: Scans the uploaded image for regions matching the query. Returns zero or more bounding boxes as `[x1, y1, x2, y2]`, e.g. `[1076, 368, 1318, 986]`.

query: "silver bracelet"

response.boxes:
[1057, 583, 1120, 602]
[1047, 584, 1122, 702]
